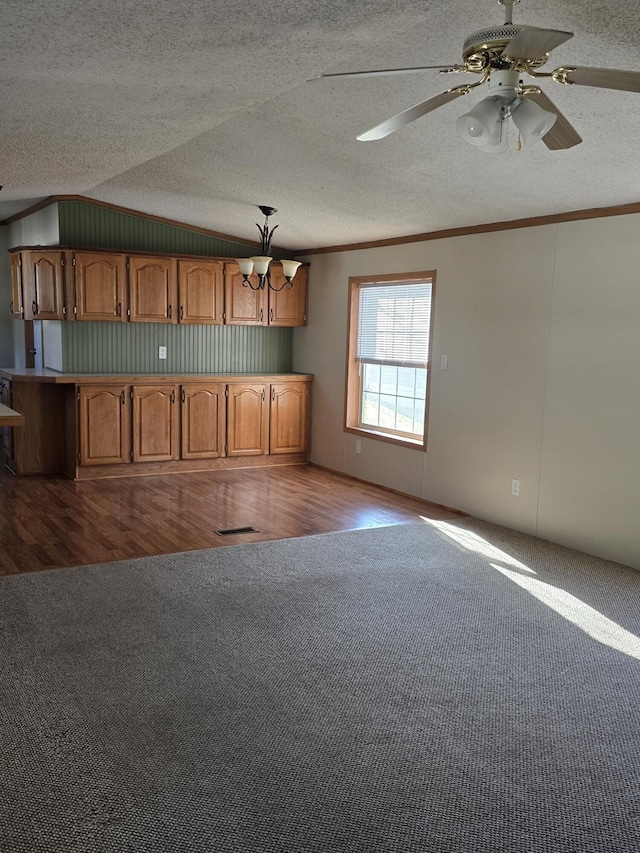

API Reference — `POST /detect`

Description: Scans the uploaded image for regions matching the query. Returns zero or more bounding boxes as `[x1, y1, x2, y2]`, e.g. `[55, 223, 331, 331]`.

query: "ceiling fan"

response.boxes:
[319, 0, 640, 151]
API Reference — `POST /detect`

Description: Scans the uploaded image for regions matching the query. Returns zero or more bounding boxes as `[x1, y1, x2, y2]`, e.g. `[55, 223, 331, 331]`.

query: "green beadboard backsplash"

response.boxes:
[62, 323, 293, 374]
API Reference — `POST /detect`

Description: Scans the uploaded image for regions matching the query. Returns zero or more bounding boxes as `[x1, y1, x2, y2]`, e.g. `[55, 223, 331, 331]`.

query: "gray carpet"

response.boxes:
[1, 518, 639, 852]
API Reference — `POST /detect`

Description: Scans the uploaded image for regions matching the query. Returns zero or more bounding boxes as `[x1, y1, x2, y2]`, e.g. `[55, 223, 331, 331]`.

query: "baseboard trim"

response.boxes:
[308, 462, 467, 517]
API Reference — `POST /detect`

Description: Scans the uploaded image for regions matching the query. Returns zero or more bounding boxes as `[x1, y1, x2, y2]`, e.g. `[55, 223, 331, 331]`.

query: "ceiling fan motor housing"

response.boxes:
[463, 24, 522, 59]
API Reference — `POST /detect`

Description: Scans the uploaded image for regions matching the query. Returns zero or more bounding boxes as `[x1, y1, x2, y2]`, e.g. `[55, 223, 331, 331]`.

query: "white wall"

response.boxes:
[7, 203, 60, 248]
[293, 214, 640, 571]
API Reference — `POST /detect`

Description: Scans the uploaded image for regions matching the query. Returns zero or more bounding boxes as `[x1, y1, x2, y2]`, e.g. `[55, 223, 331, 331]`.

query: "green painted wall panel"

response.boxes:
[57, 201, 287, 258]
[54, 201, 294, 374]
[62, 323, 292, 374]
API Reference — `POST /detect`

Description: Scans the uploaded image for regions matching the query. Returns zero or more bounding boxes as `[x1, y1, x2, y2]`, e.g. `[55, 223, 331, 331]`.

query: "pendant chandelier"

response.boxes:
[235, 205, 301, 291]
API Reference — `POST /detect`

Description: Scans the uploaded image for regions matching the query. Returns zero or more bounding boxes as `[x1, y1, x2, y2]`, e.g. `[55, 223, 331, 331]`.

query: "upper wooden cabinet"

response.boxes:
[224, 261, 307, 327]
[268, 264, 308, 327]
[129, 257, 178, 323]
[9, 248, 308, 327]
[178, 259, 224, 324]
[74, 252, 127, 322]
[10, 254, 24, 318]
[21, 250, 66, 320]
[224, 265, 267, 325]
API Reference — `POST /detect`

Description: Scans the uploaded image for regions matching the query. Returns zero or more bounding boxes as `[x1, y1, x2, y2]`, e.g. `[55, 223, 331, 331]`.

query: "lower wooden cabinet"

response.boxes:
[70, 376, 311, 478]
[227, 384, 269, 456]
[181, 384, 226, 459]
[78, 385, 130, 466]
[270, 382, 311, 454]
[133, 385, 179, 462]
[0, 378, 14, 457]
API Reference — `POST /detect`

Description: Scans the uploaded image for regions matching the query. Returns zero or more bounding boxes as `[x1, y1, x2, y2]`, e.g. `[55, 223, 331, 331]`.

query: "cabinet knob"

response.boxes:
[32, 301, 38, 315]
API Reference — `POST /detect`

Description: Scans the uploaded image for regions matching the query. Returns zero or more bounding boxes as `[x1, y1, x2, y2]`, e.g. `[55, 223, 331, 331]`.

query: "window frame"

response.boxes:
[345, 271, 436, 451]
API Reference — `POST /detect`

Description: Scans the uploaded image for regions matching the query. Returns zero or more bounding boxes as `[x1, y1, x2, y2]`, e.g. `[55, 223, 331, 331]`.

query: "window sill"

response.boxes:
[344, 425, 426, 451]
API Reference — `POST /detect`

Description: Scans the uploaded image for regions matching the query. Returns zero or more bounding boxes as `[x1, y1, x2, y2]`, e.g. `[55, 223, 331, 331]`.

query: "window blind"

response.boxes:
[356, 281, 432, 368]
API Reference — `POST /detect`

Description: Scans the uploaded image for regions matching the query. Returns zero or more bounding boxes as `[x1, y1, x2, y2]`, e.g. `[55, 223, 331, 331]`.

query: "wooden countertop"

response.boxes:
[0, 403, 25, 427]
[0, 368, 314, 384]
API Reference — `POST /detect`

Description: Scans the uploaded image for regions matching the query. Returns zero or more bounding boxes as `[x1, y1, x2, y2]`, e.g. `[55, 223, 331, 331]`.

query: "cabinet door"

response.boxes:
[0, 379, 13, 455]
[224, 264, 267, 325]
[181, 384, 226, 458]
[10, 255, 24, 318]
[268, 264, 308, 327]
[133, 385, 179, 462]
[75, 252, 127, 321]
[269, 382, 311, 454]
[78, 385, 131, 466]
[129, 257, 177, 323]
[227, 384, 268, 456]
[22, 250, 65, 320]
[178, 260, 224, 324]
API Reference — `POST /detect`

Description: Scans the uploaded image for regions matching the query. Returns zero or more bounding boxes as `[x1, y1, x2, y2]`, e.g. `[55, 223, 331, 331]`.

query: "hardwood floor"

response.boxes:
[0, 464, 463, 575]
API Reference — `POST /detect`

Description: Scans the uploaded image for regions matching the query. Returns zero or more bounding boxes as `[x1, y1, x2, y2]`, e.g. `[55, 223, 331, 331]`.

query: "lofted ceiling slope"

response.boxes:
[1, 0, 640, 250]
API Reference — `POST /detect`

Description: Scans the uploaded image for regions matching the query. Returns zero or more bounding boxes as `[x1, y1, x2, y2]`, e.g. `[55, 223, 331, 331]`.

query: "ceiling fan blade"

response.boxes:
[526, 90, 582, 150]
[317, 65, 459, 81]
[564, 66, 640, 93]
[502, 26, 573, 60]
[357, 89, 468, 141]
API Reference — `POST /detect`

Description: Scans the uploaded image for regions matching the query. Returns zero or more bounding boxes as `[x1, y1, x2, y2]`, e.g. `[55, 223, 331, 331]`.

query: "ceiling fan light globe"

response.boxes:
[512, 98, 557, 145]
[456, 97, 502, 147]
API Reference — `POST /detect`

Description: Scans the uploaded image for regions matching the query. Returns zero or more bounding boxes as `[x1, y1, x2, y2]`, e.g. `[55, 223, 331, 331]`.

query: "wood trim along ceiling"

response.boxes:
[294, 200, 640, 255]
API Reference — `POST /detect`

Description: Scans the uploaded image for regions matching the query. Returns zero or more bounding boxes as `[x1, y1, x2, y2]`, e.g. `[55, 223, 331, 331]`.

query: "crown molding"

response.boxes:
[294, 201, 640, 255]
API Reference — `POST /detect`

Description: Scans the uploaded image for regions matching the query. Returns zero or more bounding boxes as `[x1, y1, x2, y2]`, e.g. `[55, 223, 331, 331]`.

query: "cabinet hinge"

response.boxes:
[77, 452, 81, 462]
[72, 257, 76, 266]
[225, 389, 229, 397]
[76, 391, 80, 400]
[62, 306, 66, 315]
[130, 390, 133, 399]
[222, 312, 226, 321]
[73, 306, 77, 314]
[61, 257, 65, 267]
[130, 451, 134, 461]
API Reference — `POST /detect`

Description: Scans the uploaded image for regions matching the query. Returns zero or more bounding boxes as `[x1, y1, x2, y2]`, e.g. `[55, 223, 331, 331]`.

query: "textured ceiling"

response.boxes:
[1, 0, 640, 250]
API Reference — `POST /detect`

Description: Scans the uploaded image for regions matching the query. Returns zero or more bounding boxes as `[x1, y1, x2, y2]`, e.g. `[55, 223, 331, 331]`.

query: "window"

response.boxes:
[345, 272, 435, 450]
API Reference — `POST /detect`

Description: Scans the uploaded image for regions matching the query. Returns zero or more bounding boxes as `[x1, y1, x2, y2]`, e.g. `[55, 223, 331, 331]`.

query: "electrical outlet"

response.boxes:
[158, 346, 167, 360]
[355, 440, 362, 454]
[511, 478, 520, 497]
